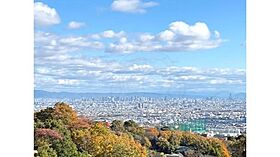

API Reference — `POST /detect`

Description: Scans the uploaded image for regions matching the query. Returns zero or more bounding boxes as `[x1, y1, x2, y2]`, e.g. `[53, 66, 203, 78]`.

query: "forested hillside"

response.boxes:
[34, 102, 245, 157]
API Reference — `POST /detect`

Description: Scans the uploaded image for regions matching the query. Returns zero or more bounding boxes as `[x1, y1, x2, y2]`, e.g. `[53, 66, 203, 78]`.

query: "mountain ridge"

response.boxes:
[34, 90, 246, 99]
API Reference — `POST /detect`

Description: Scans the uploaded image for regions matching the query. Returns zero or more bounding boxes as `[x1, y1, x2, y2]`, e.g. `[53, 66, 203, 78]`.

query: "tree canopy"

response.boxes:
[34, 102, 238, 157]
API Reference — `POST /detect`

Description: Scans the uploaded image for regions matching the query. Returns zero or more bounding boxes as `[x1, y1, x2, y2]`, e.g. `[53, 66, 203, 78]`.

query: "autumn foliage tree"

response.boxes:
[34, 102, 233, 157]
[35, 128, 63, 140]
[72, 123, 147, 157]
[53, 102, 78, 126]
[145, 129, 231, 157]
[34, 102, 147, 157]
[35, 103, 89, 157]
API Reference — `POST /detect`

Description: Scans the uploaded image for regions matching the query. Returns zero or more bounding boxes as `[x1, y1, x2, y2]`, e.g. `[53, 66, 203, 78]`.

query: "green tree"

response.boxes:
[35, 107, 55, 121]
[124, 120, 138, 128]
[124, 120, 145, 136]
[35, 139, 57, 157]
[227, 134, 246, 157]
[110, 120, 125, 132]
[156, 137, 175, 154]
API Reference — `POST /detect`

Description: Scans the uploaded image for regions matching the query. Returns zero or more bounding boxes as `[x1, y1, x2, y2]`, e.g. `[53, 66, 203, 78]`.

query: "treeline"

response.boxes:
[34, 102, 245, 157]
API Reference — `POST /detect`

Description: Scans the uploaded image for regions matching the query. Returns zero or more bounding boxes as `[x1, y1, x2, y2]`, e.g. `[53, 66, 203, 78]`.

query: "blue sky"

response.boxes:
[34, 0, 246, 93]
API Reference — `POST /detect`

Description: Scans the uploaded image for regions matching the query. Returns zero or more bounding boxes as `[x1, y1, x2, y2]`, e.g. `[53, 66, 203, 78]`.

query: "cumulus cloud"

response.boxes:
[158, 30, 175, 41]
[139, 34, 155, 42]
[34, 20, 238, 92]
[34, 2, 60, 26]
[102, 30, 126, 38]
[67, 21, 85, 29]
[106, 21, 222, 53]
[35, 21, 222, 54]
[169, 21, 211, 40]
[35, 31, 104, 58]
[35, 47, 245, 92]
[111, 0, 158, 13]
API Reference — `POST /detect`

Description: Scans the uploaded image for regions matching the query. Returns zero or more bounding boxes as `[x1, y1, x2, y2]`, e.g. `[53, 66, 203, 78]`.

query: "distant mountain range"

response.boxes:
[34, 90, 246, 99]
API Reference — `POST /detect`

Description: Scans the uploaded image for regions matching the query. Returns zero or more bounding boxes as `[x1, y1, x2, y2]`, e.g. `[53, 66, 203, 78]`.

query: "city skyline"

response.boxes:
[34, 0, 246, 93]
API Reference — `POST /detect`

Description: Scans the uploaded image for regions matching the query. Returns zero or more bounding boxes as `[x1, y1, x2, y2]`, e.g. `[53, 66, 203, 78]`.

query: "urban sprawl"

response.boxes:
[35, 96, 246, 138]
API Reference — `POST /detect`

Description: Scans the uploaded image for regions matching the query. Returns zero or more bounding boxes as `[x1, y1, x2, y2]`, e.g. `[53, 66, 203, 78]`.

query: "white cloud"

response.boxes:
[158, 30, 175, 41]
[111, 0, 158, 13]
[34, 28, 243, 92]
[128, 64, 153, 71]
[109, 75, 147, 82]
[91, 34, 101, 40]
[35, 44, 245, 92]
[177, 75, 208, 81]
[35, 21, 222, 55]
[58, 79, 80, 85]
[105, 21, 222, 53]
[119, 37, 128, 43]
[108, 42, 136, 53]
[139, 34, 155, 42]
[102, 30, 115, 38]
[59, 37, 95, 47]
[209, 78, 243, 85]
[169, 21, 211, 40]
[68, 21, 85, 29]
[101, 30, 125, 38]
[34, 2, 60, 26]
[35, 31, 104, 58]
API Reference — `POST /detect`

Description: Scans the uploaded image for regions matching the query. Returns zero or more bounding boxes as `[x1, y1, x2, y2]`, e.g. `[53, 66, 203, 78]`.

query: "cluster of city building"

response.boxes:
[34, 96, 246, 137]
